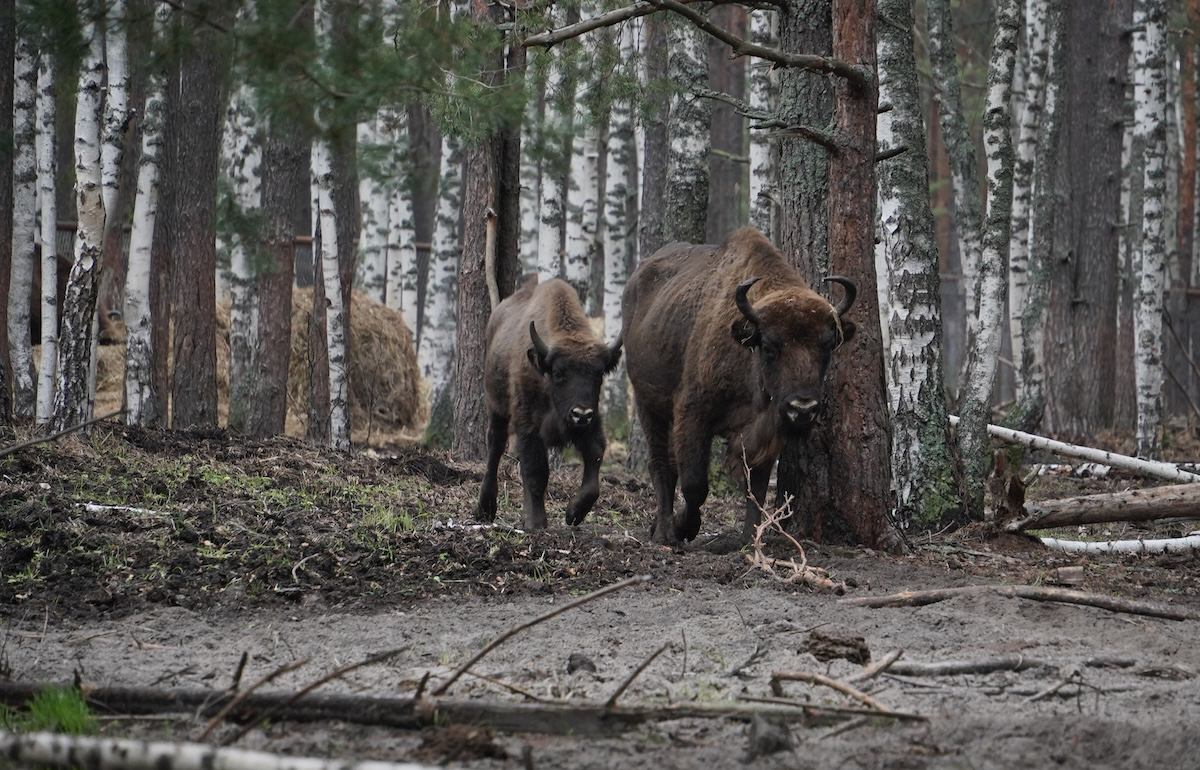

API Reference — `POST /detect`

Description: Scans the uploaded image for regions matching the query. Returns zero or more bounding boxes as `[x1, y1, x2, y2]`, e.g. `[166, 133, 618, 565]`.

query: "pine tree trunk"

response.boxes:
[875, 0, 962, 533]
[663, 17, 709, 244]
[957, 0, 1020, 517]
[35, 49, 57, 425]
[419, 136, 462, 448]
[8, 18, 36, 420]
[53, 16, 106, 431]
[1133, 0, 1169, 458]
[122, 5, 169, 429]
[638, 17, 669, 259]
[167, 8, 224, 430]
[1043, 0, 1132, 438]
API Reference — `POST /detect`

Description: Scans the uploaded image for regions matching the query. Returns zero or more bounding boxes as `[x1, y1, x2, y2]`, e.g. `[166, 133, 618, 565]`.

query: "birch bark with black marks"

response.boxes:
[1007, 0, 1049, 399]
[565, 123, 600, 311]
[1132, 0, 1168, 459]
[35, 45, 57, 425]
[8, 12, 36, 420]
[123, 5, 168, 428]
[419, 135, 462, 446]
[537, 5, 569, 280]
[358, 114, 388, 305]
[955, 0, 1020, 517]
[54, 14, 106, 431]
[1011, 0, 1064, 433]
[383, 109, 418, 331]
[663, 15, 709, 244]
[875, 0, 961, 532]
[311, 0, 351, 451]
[747, 9, 778, 238]
[101, 0, 129, 238]
[926, 0, 986, 396]
[602, 22, 637, 436]
[223, 75, 263, 435]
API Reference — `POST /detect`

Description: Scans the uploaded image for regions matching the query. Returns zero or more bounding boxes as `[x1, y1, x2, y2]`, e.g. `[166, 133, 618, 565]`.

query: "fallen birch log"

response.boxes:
[0, 681, 854, 738]
[882, 656, 1047, 677]
[948, 416, 1200, 483]
[1006, 483, 1200, 532]
[1038, 534, 1200, 554]
[840, 584, 1199, 621]
[0, 729, 436, 770]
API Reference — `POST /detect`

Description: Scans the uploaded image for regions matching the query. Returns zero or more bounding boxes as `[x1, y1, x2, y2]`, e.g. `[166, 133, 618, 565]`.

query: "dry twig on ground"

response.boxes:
[841, 584, 1199, 621]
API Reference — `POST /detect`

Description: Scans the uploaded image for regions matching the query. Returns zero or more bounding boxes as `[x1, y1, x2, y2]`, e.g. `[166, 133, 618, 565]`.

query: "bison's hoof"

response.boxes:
[676, 517, 701, 542]
[475, 505, 497, 524]
[565, 509, 588, 527]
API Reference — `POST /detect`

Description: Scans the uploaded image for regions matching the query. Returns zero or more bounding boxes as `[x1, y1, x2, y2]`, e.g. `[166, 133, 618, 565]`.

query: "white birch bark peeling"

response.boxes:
[948, 415, 1200, 483]
[1039, 534, 1200, 554]
[0, 730, 438, 770]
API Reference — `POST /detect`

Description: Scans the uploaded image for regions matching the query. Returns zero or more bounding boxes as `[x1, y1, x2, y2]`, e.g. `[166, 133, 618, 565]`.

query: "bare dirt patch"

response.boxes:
[3, 423, 1200, 769]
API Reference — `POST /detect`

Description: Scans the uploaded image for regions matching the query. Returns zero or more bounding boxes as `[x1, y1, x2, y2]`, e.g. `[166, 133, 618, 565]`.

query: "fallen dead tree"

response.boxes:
[840, 584, 1199, 621]
[0, 730, 436, 770]
[1037, 534, 1200, 554]
[0, 680, 872, 737]
[949, 415, 1200, 483]
[1006, 483, 1200, 532]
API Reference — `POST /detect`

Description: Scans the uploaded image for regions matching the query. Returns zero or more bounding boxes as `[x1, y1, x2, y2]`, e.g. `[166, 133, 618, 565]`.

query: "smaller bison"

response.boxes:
[476, 277, 623, 530]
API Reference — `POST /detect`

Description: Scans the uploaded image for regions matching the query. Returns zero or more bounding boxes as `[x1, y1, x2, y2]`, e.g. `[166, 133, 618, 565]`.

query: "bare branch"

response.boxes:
[643, 0, 869, 87]
[0, 409, 125, 460]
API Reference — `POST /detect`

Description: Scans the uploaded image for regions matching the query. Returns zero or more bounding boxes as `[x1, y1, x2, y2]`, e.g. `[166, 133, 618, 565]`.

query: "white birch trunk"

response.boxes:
[1007, 0, 1049, 386]
[664, 17, 710, 244]
[54, 10, 107, 430]
[123, 5, 169, 427]
[418, 135, 462, 406]
[956, 0, 1020, 516]
[0, 730, 438, 770]
[357, 115, 388, 304]
[314, 0, 350, 452]
[35, 49, 58, 424]
[875, 0, 958, 530]
[536, 6, 568, 280]
[1132, 0, 1168, 459]
[1013, 0, 1065, 432]
[601, 22, 637, 432]
[747, 10, 778, 237]
[565, 123, 600, 311]
[8, 13, 37, 419]
[926, 0, 986, 349]
[519, 78, 542, 273]
[382, 109, 419, 334]
[101, 0, 129, 234]
[223, 77, 263, 432]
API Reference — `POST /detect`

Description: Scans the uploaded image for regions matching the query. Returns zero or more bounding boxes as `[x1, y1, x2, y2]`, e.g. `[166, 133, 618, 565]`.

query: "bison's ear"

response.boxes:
[604, 345, 623, 374]
[731, 319, 761, 348]
[527, 345, 551, 374]
[839, 319, 857, 346]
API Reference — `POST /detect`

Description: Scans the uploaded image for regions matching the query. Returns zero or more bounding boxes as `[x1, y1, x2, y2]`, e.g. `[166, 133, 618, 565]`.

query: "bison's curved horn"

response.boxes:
[529, 320, 550, 360]
[734, 277, 764, 327]
[823, 276, 857, 317]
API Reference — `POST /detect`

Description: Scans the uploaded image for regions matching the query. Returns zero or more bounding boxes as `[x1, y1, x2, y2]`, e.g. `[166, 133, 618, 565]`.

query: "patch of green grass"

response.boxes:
[1, 687, 96, 734]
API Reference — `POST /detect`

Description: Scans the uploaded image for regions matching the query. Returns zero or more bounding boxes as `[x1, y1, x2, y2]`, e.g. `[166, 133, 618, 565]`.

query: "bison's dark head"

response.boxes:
[527, 321, 623, 431]
[730, 275, 857, 433]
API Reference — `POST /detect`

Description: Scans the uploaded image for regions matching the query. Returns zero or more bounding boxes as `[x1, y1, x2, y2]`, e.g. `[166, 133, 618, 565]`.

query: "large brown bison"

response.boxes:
[476, 276, 623, 530]
[621, 227, 857, 545]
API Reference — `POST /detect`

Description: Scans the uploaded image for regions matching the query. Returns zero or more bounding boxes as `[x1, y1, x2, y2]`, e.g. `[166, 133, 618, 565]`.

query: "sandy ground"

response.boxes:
[3, 425, 1200, 769]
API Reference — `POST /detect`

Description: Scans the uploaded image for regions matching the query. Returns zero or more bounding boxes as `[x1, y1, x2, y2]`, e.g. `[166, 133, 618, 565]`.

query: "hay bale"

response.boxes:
[283, 289, 428, 445]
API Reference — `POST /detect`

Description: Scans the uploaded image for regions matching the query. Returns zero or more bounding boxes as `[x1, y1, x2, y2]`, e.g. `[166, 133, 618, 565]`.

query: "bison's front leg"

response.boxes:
[566, 430, 605, 526]
[515, 434, 550, 530]
[475, 412, 509, 523]
[676, 435, 712, 543]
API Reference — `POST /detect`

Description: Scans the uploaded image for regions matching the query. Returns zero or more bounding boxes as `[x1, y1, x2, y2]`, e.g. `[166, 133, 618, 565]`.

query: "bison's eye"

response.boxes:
[759, 338, 780, 363]
[551, 369, 567, 385]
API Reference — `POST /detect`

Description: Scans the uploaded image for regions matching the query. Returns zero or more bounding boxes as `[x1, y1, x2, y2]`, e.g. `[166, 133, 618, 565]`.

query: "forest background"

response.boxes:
[0, 0, 1193, 551]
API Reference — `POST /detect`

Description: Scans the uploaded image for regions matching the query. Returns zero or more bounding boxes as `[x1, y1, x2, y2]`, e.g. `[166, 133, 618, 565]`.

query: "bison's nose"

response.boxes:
[571, 407, 595, 426]
[783, 397, 819, 425]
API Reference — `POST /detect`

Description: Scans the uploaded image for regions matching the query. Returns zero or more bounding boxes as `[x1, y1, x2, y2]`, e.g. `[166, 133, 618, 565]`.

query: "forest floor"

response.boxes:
[2, 422, 1200, 769]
